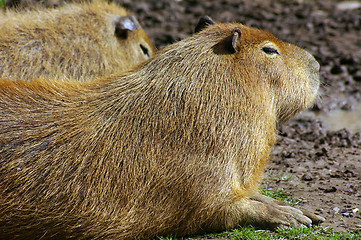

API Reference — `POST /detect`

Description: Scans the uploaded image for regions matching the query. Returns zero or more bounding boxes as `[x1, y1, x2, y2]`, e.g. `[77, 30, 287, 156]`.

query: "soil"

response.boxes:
[4, 0, 361, 234]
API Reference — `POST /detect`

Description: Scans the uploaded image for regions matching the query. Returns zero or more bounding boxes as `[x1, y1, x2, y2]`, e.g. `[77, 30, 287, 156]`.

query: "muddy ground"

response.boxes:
[4, 0, 361, 234]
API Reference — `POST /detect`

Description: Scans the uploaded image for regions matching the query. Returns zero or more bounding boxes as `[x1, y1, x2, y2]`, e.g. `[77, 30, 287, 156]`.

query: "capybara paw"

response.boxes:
[274, 204, 313, 227]
[250, 194, 325, 226]
[296, 207, 325, 225]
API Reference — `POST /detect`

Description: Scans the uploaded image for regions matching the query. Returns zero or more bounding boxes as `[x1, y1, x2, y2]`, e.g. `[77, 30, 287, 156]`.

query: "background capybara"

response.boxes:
[0, 19, 322, 239]
[0, 1, 155, 81]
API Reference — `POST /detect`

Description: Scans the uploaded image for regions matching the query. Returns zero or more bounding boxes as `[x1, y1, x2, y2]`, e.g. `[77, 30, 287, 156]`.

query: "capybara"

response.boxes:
[0, 17, 322, 239]
[0, 1, 155, 81]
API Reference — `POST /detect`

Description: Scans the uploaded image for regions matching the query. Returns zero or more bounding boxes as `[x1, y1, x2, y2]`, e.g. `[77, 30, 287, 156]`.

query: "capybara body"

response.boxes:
[0, 20, 321, 239]
[0, 1, 154, 81]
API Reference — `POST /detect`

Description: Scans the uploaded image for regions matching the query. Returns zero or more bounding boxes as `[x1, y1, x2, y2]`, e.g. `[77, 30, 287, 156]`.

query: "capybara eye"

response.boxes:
[262, 47, 279, 55]
[115, 28, 128, 39]
[140, 44, 150, 57]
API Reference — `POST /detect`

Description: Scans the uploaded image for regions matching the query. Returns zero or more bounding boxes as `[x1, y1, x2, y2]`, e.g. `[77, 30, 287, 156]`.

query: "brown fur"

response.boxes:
[0, 21, 321, 239]
[0, 1, 155, 81]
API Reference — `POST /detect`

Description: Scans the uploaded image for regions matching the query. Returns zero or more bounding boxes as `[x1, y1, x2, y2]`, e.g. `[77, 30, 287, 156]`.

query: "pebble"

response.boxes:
[336, 1, 361, 11]
[342, 212, 350, 217]
[333, 207, 340, 214]
[324, 186, 337, 193]
[301, 173, 313, 181]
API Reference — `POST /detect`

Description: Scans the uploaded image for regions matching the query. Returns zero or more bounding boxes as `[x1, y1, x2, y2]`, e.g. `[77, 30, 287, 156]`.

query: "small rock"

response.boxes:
[330, 170, 343, 178]
[336, 1, 361, 11]
[324, 186, 337, 193]
[315, 147, 328, 157]
[333, 207, 340, 214]
[340, 102, 353, 110]
[301, 173, 313, 181]
[352, 208, 359, 214]
[342, 212, 351, 217]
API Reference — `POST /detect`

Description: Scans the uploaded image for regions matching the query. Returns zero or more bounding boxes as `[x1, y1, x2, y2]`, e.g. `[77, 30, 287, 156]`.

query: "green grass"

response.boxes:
[157, 188, 360, 240]
[0, 0, 5, 8]
[158, 226, 361, 240]
[267, 169, 294, 182]
[262, 187, 301, 206]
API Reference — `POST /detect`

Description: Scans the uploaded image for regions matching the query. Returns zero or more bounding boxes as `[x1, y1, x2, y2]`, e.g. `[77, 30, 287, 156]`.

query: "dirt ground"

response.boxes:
[4, 0, 361, 234]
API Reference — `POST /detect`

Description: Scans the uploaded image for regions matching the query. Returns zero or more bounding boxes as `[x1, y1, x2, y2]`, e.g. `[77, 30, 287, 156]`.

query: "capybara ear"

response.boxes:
[195, 16, 216, 33]
[213, 28, 242, 54]
[230, 28, 242, 53]
[212, 28, 242, 55]
[114, 16, 141, 39]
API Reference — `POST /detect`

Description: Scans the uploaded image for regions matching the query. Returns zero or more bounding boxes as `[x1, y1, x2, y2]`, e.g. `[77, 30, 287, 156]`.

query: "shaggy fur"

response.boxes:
[0, 22, 320, 239]
[0, 1, 154, 81]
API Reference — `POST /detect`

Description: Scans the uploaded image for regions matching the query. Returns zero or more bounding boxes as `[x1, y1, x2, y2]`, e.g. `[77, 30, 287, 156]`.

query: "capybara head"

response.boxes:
[190, 17, 320, 124]
[110, 12, 155, 66]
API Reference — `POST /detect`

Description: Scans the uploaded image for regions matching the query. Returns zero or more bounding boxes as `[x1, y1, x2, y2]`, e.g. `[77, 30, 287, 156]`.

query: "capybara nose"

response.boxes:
[311, 55, 320, 73]
[305, 52, 320, 92]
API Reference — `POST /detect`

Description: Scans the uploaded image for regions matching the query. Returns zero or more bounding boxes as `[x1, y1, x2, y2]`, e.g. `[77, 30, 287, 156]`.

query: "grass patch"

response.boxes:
[262, 187, 302, 206]
[267, 169, 294, 182]
[158, 226, 361, 240]
[0, 0, 5, 8]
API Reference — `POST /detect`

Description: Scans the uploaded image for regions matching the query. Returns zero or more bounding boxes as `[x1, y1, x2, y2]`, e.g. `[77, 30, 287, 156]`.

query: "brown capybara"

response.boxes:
[0, 17, 323, 239]
[0, 1, 155, 81]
